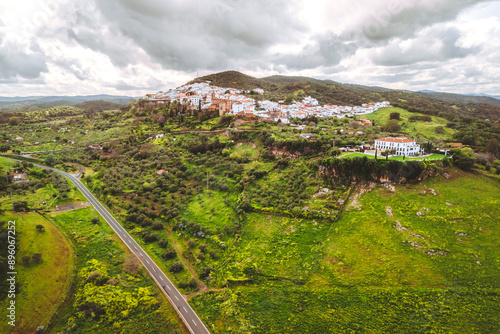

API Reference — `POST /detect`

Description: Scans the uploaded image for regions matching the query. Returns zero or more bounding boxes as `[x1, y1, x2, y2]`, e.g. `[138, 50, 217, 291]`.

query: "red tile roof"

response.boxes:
[375, 136, 415, 143]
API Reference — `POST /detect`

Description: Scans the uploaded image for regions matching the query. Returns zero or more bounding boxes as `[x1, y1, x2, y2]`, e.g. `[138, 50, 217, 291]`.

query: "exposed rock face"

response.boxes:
[416, 207, 430, 217]
[385, 206, 393, 217]
[394, 220, 447, 257]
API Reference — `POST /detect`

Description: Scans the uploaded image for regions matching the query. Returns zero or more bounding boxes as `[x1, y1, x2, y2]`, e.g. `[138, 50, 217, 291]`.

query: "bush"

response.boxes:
[389, 112, 400, 120]
[384, 119, 400, 133]
[158, 238, 169, 248]
[143, 232, 159, 243]
[200, 266, 213, 279]
[451, 147, 476, 171]
[87, 271, 102, 282]
[435, 126, 444, 134]
[91, 218, 100, 224]
[152, 222, 164, 230]
[209, 250, 217, 259]
[124, 256, 141, 275]
[169, 261, 183, 273]
[162, 248, 177, 260]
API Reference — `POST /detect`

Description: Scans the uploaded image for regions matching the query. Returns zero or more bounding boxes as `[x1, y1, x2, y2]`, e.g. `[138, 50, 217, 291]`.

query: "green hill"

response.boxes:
[189, 71, 500, 121]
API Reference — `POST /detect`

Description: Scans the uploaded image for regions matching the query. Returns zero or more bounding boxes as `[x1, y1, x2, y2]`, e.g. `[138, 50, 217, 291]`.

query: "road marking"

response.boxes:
[174, 295, 179, 301]
[145, 259, 150, 264]
[183, 307, 187, 312]
[160, 276, 164, 281]
[192, 320, 198, 326]
[134, 246, 138, 250]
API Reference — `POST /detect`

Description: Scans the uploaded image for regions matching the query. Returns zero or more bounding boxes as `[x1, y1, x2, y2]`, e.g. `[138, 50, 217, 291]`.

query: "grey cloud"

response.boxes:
[377, 72, 418, 83]
[58, 0, 305, 72]
[0, 40, 48, 80]
[277, 1, 488, 71]
[275, 33, 360, 70]
[111, 79, 175, 91]
[371, 27, 477, 66]
[52, 56, 91, 81]
[358, 0, 493, 40]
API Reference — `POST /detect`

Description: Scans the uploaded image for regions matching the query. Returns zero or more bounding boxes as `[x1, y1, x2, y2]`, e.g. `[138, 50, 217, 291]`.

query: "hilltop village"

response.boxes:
[145, 82, 390, 123]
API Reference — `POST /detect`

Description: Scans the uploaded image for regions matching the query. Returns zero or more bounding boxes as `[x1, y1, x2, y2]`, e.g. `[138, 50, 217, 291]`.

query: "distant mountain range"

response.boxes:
[1, 72, 499, 120]
[0, 95, 137, 111]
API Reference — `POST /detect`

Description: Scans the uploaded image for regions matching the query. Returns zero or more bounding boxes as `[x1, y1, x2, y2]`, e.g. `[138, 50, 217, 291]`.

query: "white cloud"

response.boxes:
[0, 0, 499, 96]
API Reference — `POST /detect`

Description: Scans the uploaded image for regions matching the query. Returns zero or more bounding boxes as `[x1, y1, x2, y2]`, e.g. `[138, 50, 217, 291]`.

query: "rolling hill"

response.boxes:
[189, 71, 500, 121]
[0, 94, 136, 112]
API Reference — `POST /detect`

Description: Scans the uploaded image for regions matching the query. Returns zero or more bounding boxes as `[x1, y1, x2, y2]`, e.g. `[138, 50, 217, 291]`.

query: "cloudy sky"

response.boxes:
[1, 0, 500, 97]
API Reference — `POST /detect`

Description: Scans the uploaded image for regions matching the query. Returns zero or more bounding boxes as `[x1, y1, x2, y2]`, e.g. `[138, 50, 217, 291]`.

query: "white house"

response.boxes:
[374, 137, 421, 156]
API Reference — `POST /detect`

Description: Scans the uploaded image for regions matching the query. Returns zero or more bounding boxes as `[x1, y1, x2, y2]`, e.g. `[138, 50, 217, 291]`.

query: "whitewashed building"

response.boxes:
[374, 137, 421, 156]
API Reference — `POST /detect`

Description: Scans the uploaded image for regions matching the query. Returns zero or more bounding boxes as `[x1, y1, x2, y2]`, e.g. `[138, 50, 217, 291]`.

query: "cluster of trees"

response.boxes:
[409, 115, 432, 122]
[451, 147, 476, 171]
[50, 173, 70, 198]
[243, 165, 313, 212]
[450, 118, 500, 147]
[21, 253, 43, 264]
[321, 157, 428, 183]
[384, 119, 401, 133]
[188, 138, 227, 154]
[274, 138, 324, 155]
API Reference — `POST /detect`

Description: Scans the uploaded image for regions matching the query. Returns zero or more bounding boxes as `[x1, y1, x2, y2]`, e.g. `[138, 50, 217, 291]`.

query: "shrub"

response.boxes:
[435, 126, 444, 134]
[143, 232, 159, 243]
[158, 238, 169, 248]
[87, 271, 102, 282]
[152, 222, 163, 230]
[162, 248, 177, 260]
[451, 147, 476, 171]
[389, 112, 400, 120]
[169, 261, 183, 273]
[384, 119, 400, 133]
[200, 266, 213, 279]
[124, 256, 141, 275]
[209, 250, 217, 259]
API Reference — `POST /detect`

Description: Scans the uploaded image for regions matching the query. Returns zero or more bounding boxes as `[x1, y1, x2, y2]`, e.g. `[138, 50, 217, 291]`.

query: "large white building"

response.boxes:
[374, 137, 421, 156]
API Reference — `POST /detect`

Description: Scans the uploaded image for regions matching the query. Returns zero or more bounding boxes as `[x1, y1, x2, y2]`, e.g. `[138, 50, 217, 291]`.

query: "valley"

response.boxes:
[0, 72, 499, 333]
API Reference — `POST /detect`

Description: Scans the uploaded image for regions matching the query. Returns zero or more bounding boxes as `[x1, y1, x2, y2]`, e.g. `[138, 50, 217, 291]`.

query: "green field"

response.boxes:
[184, 190, 239, 229]
[0, 158, 86, 211]
[47, 207, 184, 333]
[189, 170, 500, 333]
[0, 212, 74, 334]
[365, 107, 457, 141]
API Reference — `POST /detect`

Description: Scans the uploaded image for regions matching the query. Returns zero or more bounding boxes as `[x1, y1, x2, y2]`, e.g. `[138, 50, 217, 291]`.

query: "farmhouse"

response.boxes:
[374, 137, 421, 156]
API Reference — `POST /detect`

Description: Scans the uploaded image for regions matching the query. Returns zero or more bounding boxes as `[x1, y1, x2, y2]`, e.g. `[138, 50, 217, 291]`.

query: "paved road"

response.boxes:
[35, 163, 210, 334]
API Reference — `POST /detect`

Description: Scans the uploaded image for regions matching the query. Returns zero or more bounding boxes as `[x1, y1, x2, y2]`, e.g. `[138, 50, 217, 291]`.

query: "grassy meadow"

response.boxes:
[365, 107, 457, 141]
[189, 170, 500, 333]
[0, 212, 74, 334]
[47, 207, 184, 333]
